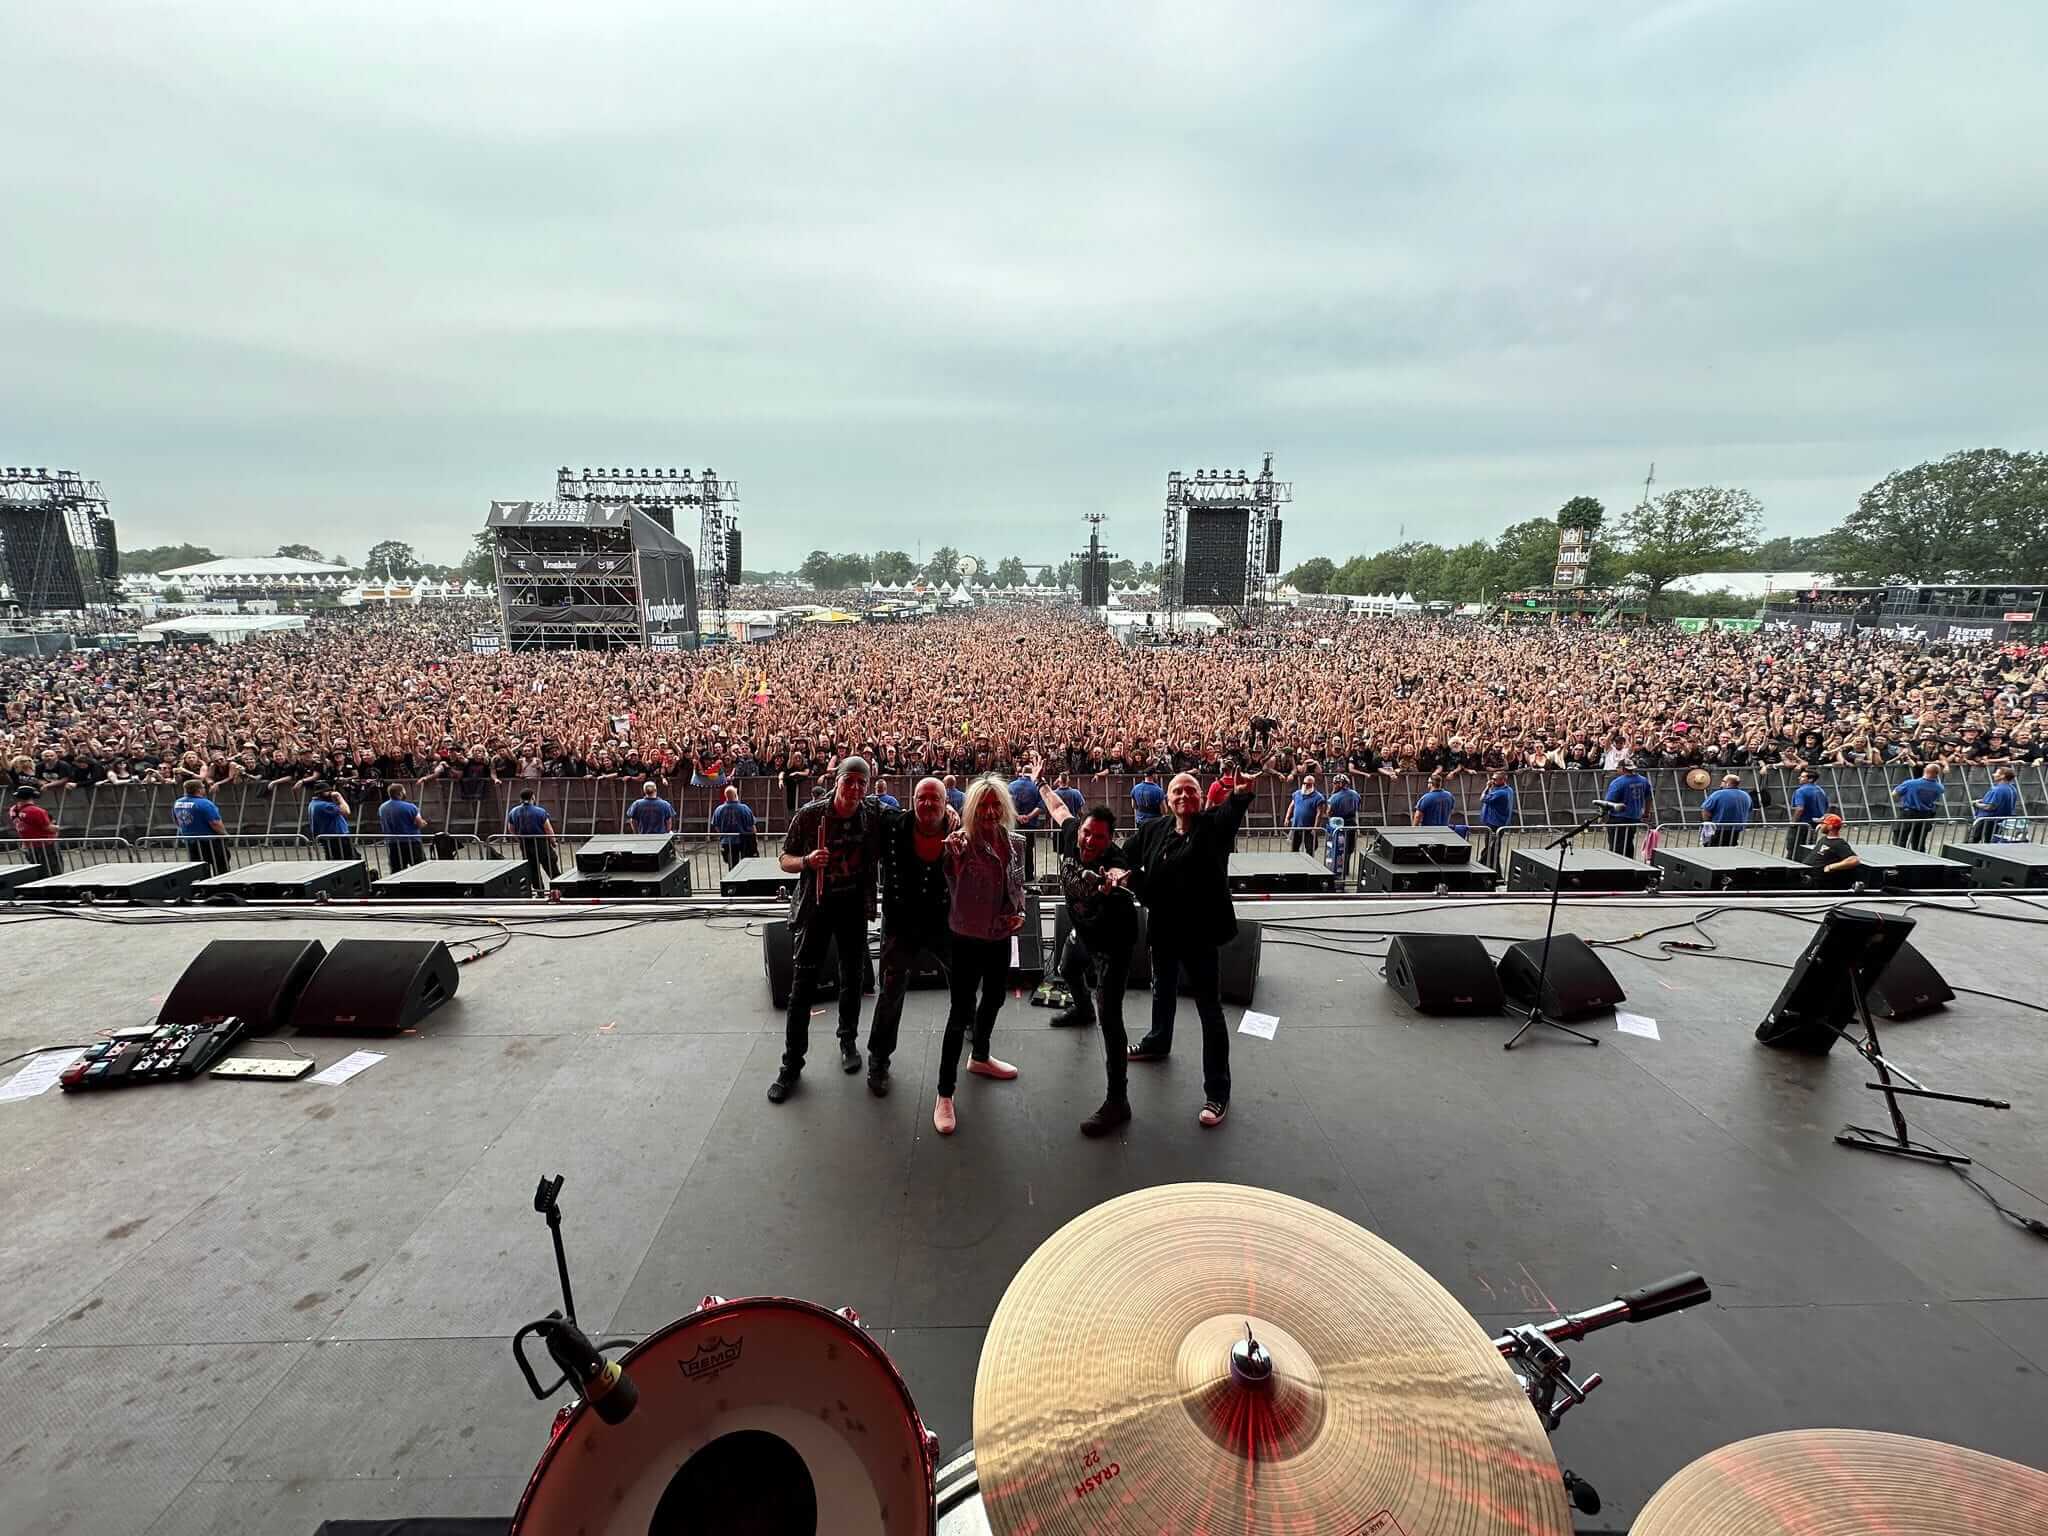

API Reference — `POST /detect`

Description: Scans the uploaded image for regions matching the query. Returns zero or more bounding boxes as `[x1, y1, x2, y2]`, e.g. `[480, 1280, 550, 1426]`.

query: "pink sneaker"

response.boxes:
[1198, 1102, 1228, 1129]
[967, 1056, 1019, 1081]
[933, 1096, 957, 1136]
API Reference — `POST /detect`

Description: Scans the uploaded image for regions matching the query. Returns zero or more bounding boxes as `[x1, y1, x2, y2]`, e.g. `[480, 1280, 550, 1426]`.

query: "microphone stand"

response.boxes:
[1504, 810, 1608, 1050]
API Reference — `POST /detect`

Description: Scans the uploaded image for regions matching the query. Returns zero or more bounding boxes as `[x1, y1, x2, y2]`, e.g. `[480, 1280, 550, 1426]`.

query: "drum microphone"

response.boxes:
[539, 1316, 640, 1425]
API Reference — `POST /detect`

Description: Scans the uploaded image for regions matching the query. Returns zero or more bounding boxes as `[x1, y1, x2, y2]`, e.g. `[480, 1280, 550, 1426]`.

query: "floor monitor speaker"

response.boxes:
[1756, 905, 1915, 1053]
[1495, 935, 1626, 1021]
[160, 939, 328, 1031]
[289, 940, 460, 1035]
[1864, 941, 1954, 1021]
[1385, 933, 1503, 1016]
[762, 920, 876, 1011]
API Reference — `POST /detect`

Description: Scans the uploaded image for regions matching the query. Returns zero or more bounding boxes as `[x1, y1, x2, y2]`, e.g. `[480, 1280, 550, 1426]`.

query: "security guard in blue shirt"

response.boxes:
[1890, 763, 1945, 850]
[1787, 768, 1829, 859]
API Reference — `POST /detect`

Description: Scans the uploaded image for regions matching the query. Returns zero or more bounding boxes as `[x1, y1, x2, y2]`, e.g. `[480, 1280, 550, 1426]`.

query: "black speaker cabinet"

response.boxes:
[1371, 827, 1472, 865]
[289, 939, 460, 1035]
[160, 939, 328, 1031]
[1385, 933, 1503, 1015]
[1865, 941, 1954, 1020]
[1755, 905, 1915, 1053]
[763, 920, 877, 1011]
[1358, 852, 1499, 894]
[575, 834, 677, 874]
[1496, 935, 1626, 1021]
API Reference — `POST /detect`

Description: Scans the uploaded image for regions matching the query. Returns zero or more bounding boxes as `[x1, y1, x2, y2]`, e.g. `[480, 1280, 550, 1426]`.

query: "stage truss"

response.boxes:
[1160, 453, 1291, 628]
[1073, 511, 1116, 610]
[0, 466, 116, 613]
[557, 466, 740, 639]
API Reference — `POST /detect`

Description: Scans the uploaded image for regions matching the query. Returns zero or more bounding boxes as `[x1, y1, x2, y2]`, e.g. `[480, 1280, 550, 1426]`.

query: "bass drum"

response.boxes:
[511, 1295, 938, 1536]
[935, 1444, 989, 1534]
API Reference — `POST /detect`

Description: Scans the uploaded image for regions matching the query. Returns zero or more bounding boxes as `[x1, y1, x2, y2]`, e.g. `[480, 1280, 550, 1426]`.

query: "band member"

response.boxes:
[933, 776, 1026, 1136]
[1037, 767, 1140, 1138]
[866, 777, 959, 1098]
[1125, 760, 1276, 1128]
[770, 757, 885, 1105]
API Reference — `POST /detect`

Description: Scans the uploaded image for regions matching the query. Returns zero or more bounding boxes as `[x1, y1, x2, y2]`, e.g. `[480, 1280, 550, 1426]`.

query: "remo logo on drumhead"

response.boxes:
[681, 1335, 744, 1382]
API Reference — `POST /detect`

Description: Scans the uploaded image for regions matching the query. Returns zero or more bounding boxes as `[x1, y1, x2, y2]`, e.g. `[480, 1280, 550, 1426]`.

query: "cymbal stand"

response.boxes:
[1504, 812, 1607, 1049]
[1490, 1271, 1713, 1520]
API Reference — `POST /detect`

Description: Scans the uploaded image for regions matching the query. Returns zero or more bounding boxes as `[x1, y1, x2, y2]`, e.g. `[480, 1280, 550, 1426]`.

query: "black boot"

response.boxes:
[1080, 1098, 1132, 1138]
[1048, 1006, 1096, 1029]
[766, 1070, 800, 1104]
[840, 1041, 863, 1074]
[867, 1061, 891, 1097]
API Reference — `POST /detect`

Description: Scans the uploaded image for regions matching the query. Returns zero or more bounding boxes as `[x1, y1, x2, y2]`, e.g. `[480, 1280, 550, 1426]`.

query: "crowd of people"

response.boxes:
[5, 604, 2048, 821]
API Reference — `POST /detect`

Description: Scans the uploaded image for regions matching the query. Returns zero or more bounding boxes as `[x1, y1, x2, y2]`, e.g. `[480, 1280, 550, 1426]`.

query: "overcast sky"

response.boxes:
[6, 2, 2044, 569]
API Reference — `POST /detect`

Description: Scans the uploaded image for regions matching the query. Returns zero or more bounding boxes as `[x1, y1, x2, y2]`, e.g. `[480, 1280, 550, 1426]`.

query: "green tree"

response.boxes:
[1614, 486, 1765, 608]
[1106, 558, 1137, 584]
[117, 543, 216, 575]
[1555, 495, 1605, 533]
[1827, 449, 2048, 583]
[160, 586, 185, 603]
[871, 549, 917, 584]
[461, 531, 496, 586]
[274, 543, 328, 562]
[1492, 518, 1564, 592]
[993, 556, 1028, 588]
[364, 540, 421, 577]
[798, 550, 872, 588]
[922, 545, 961, 584]
[1285, 556, 1336, 593]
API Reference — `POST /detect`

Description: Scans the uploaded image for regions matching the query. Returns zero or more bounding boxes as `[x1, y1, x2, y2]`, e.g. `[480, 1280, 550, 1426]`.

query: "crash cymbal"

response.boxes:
[973, 1182, 1571, 1536]
[1631, 1429, 2048, 1536]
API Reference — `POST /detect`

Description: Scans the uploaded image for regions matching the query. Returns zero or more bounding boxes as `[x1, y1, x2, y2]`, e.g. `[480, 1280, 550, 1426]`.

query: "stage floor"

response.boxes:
[3, 893, 2046, 1533]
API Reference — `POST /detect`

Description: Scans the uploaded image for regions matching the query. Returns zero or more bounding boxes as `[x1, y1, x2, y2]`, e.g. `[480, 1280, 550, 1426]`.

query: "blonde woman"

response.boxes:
[933, 775, 1026, 1135]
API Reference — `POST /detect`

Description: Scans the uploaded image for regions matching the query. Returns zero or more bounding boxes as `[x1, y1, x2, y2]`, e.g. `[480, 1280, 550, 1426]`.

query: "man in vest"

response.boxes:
[865, 777, 959, 1098]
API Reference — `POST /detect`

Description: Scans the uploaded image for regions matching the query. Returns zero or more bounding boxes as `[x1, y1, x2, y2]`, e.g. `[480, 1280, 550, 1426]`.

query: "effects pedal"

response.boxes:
[60, 1016, 254, 1091]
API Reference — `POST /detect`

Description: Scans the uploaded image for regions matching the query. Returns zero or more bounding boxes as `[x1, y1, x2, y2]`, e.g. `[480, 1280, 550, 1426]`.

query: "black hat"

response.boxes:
[12, 785, 40, 800]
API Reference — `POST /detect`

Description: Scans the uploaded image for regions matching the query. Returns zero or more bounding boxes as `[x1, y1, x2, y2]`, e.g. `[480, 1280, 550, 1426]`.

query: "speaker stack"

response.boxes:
[1835, 844, 1972, 892]
[1651, 845, 1812, 892]
[373, 858, 532, 899]
[552, 833, 693, 897]
[722, 856, 800, 897]
[1940, 840, 2048, 890]
[1507, 848, 1656, 893]
[20, 861, 206, 902]
[1225, 852, 1337, 894]
[1359, 826, 1498, 893]
[194, 859, 370, 900]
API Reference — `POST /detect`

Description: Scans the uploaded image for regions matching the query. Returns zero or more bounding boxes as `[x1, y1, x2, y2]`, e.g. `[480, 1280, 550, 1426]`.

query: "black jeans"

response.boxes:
[517, 836, 557, 887]
[1896, 810, 1934, 850]
[1606, 822, 1638, 858]
[869, 926, 951, 1072]
[1289, 827, 1317, 853]
[319, 836, 354, 863]
[781, 896, 868, 1075]
[186, 837, 230, 875]
[1061, 928, 1132, 1101]
[1785, 823, 1814, 860]
[387, 840, 426, 872]
[937, 932, 1011, 1097]
[1144, 929, 1231, 1106]
[1968, 817, 1996, 844]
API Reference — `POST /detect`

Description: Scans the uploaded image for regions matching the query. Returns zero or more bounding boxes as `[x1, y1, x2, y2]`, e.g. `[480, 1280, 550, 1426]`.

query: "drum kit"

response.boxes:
[506, 1179, 2048, 1534]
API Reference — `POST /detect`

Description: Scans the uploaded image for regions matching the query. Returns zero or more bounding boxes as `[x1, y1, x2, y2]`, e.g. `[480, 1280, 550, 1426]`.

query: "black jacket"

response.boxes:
[781, 793, 885, 929]
[1126, 785, 1255, 946]
[877, 807, 953, 936]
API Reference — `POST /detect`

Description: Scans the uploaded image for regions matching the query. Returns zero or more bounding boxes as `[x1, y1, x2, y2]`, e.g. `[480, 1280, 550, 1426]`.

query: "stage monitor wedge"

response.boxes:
[1385, 933, 1502, 1016]
[1496, 935, 1626, 1021]
[1756, 905, 1915, 1053]
[161, 939, 328, 1032]
[289, 939, 460, 1035]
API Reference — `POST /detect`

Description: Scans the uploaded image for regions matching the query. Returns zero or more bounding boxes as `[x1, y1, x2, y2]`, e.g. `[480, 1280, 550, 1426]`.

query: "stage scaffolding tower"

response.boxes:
[1160, 453, 1291, 630]
[1072, 511, 1116, 611]
[0, 466, 117, 614]
[556, 466, 741, 640]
